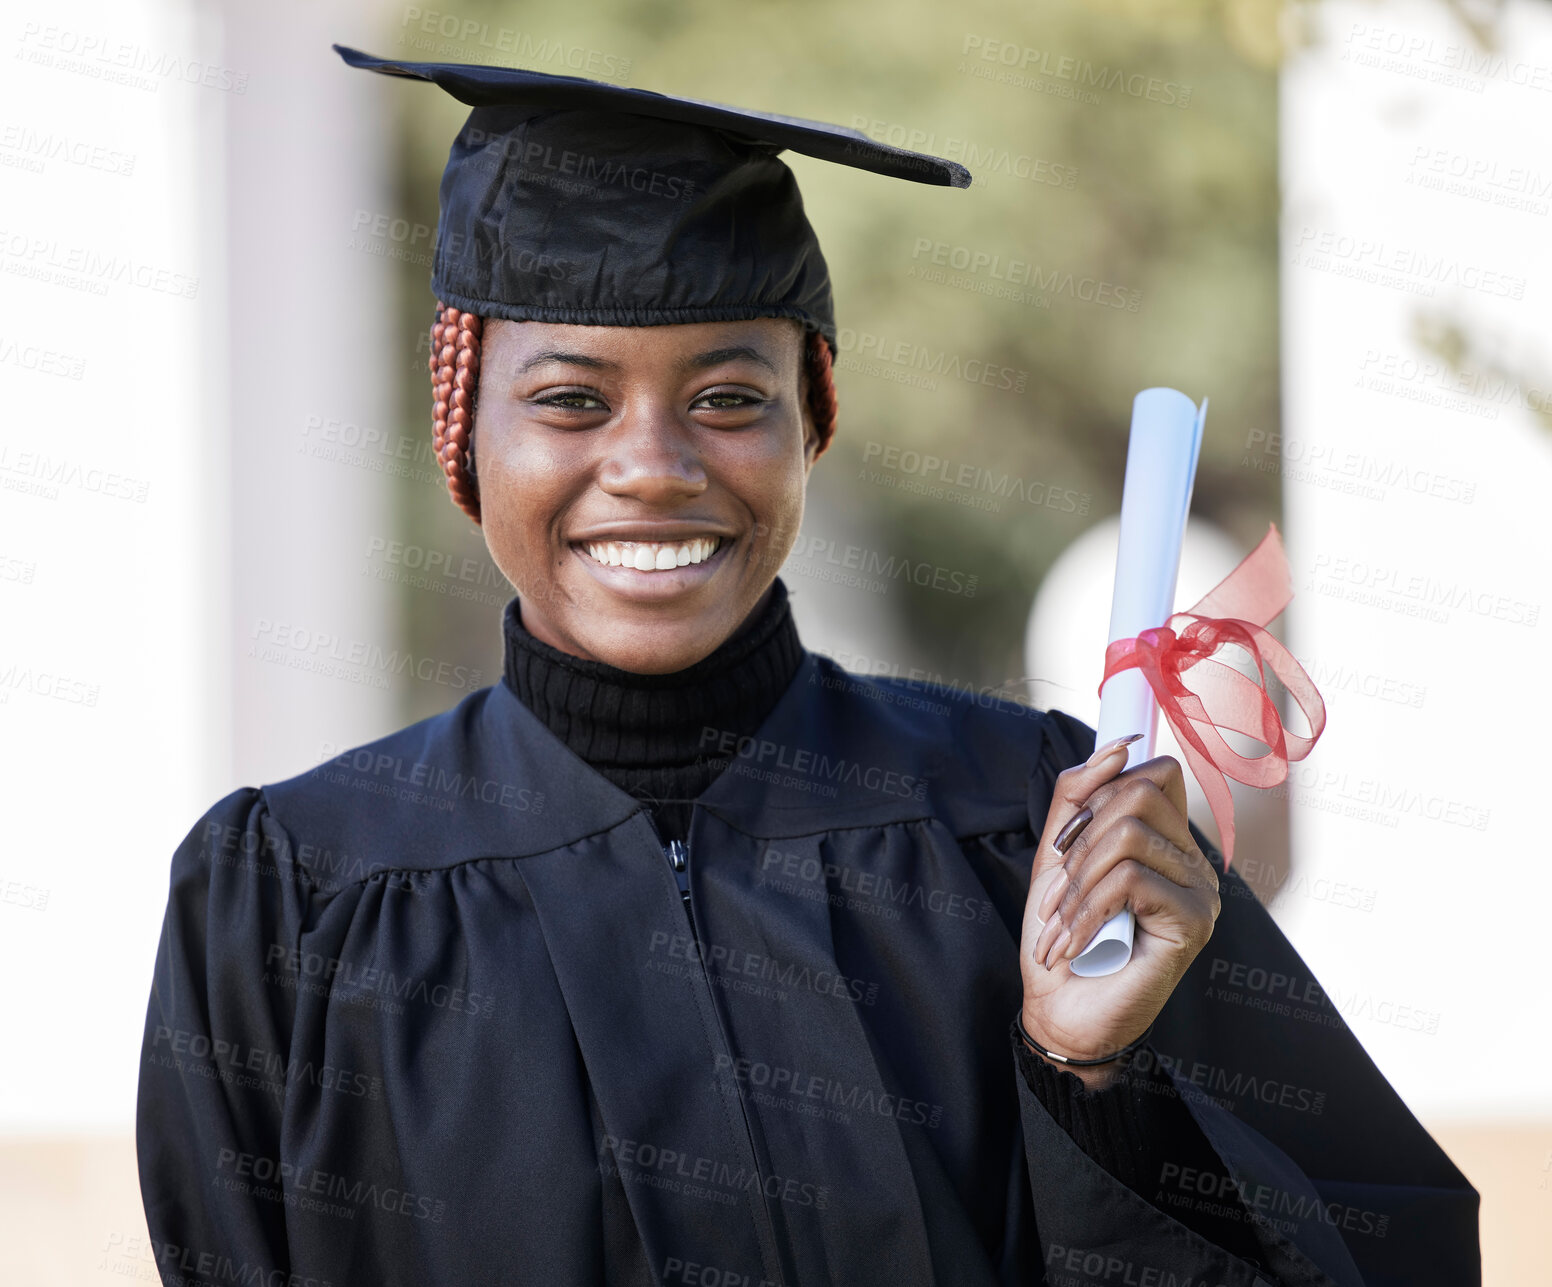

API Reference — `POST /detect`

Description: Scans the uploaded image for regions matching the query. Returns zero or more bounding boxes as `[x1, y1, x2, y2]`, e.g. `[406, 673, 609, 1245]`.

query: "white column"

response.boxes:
[1280, 0, 1552, 1119]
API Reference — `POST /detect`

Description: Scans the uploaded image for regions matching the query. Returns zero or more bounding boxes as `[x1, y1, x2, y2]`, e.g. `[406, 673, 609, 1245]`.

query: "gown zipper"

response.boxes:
[665, 837, 695, 936]
[644, 813, 696, 938]
[639, 810, 786, 1282]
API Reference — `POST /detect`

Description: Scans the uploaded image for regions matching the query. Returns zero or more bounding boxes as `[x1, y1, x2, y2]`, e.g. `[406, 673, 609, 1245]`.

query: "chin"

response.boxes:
[580, 613, 736, 674]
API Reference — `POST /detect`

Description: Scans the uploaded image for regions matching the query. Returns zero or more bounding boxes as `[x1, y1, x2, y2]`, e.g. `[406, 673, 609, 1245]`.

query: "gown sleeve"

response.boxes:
[1011, 710, 1481, 1287]
[135, 786, 317, 1282]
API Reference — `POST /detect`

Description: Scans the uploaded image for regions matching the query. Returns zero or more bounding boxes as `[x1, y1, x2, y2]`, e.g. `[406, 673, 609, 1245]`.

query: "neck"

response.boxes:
[500, 579, 803, 839]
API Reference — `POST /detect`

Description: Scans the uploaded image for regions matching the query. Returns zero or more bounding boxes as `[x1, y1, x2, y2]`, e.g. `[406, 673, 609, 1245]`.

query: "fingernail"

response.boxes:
[1045, 928, 1071, 969]
[1052, 807, 1093, 856]
[1064, 930, 1087, 960]
[1034, 910, 1062, 963]
[1086, 732, 1144, 768]
[1037, 868, 1069, 921]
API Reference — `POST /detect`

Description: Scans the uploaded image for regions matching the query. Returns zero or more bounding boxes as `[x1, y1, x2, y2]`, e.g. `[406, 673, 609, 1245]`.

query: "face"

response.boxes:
[473, 317, 820, 674]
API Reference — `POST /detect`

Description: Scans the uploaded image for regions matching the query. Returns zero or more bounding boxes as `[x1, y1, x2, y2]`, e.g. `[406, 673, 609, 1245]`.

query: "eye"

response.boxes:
[692, 388, 767, 412]
[533, 389, 608, 412]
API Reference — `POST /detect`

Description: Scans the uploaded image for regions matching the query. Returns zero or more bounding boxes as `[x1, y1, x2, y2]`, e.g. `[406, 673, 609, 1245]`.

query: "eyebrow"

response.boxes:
[519, 350, 615, 373]
[678, 346, 776, 375]
[517, 345, 778, 375]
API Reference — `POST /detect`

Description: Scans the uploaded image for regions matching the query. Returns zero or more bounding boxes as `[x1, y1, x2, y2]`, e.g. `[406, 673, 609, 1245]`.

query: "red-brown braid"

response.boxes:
[803, 327, 838, 460]
[428, 305, 838, 525]
[430, 302, 483, 524]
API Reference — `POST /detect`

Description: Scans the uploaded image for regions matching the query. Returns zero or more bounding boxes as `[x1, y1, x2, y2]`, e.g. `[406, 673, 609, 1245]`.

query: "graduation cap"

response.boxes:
[334, 45, 971, 344]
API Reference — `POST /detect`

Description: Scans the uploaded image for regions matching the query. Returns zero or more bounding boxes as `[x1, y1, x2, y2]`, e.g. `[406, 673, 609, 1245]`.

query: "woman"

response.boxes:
[136, 47, 1479, 1287]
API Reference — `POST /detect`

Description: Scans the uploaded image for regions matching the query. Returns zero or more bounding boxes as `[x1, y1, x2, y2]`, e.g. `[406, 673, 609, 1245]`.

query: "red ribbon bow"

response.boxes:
[1097, 523, 1326, 869]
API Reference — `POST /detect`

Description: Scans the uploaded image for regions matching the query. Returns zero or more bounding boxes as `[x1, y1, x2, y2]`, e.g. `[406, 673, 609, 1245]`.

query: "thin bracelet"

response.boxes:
[1016, 1010, 1155, 1068]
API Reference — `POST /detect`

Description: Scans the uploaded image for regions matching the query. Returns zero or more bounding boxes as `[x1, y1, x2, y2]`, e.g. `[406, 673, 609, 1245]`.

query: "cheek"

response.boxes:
[479, 430, 578, 574]
[729, 439, 808, 562]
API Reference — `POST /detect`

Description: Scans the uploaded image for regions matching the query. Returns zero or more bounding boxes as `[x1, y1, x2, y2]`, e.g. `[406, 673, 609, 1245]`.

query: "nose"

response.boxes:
[596, 403, 708, 504]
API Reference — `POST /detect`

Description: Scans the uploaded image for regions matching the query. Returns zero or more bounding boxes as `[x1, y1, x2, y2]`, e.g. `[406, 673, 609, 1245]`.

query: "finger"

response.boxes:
[1052, 814, 1217, 934]
[1035, 777, 1202, 926]
[1085, 774, 1199, 862]
[1049, 861, 1217, 969]
[1103, 754, 1190, 823]
[1031, 732, 1145, 875]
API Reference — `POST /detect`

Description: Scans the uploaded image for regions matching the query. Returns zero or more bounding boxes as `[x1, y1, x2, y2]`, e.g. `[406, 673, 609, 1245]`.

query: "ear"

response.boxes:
[797, 323, 823, 471]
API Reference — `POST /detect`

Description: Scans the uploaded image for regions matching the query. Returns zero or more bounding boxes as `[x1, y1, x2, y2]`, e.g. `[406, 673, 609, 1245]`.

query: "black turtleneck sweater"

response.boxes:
[498, 579, 1267, 1265]
[501, 579, 803, 845]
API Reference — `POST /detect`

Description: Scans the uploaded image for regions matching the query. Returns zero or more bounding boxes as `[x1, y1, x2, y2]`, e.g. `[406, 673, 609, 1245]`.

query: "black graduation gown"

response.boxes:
[136, 651, 1479, 1286]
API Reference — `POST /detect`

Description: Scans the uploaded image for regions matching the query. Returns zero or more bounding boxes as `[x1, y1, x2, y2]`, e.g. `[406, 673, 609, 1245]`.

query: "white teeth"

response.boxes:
[581, 537, 721, 572]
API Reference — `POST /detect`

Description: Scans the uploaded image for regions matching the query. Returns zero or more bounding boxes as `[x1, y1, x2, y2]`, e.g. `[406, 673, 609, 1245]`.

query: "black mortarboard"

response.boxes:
[335, 45, 970, 344]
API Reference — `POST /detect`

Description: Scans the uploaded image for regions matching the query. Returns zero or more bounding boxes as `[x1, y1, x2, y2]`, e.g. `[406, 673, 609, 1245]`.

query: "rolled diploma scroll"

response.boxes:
[1067, 388, 1208, 978]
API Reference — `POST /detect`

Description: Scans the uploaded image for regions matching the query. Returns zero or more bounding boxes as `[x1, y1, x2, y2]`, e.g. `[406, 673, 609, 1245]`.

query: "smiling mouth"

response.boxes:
[579, 536, 726, 572]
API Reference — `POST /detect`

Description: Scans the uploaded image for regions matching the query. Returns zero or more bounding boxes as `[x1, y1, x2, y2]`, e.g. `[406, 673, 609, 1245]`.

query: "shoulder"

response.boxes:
[800, 654, 1097, 834]
[248, 685, 550, 888]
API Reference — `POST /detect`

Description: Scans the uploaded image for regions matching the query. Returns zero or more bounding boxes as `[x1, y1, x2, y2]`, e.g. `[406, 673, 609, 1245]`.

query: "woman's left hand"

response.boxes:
[1019, 735, 1222, 1088]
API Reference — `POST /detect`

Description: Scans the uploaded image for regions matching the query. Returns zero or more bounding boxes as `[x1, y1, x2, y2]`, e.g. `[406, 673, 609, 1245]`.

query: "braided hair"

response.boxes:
[428, 302, 838, 525]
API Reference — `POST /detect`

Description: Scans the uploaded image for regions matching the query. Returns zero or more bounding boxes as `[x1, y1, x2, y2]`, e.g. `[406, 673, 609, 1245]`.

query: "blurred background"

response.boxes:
[1, 0, 1548, 1281]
